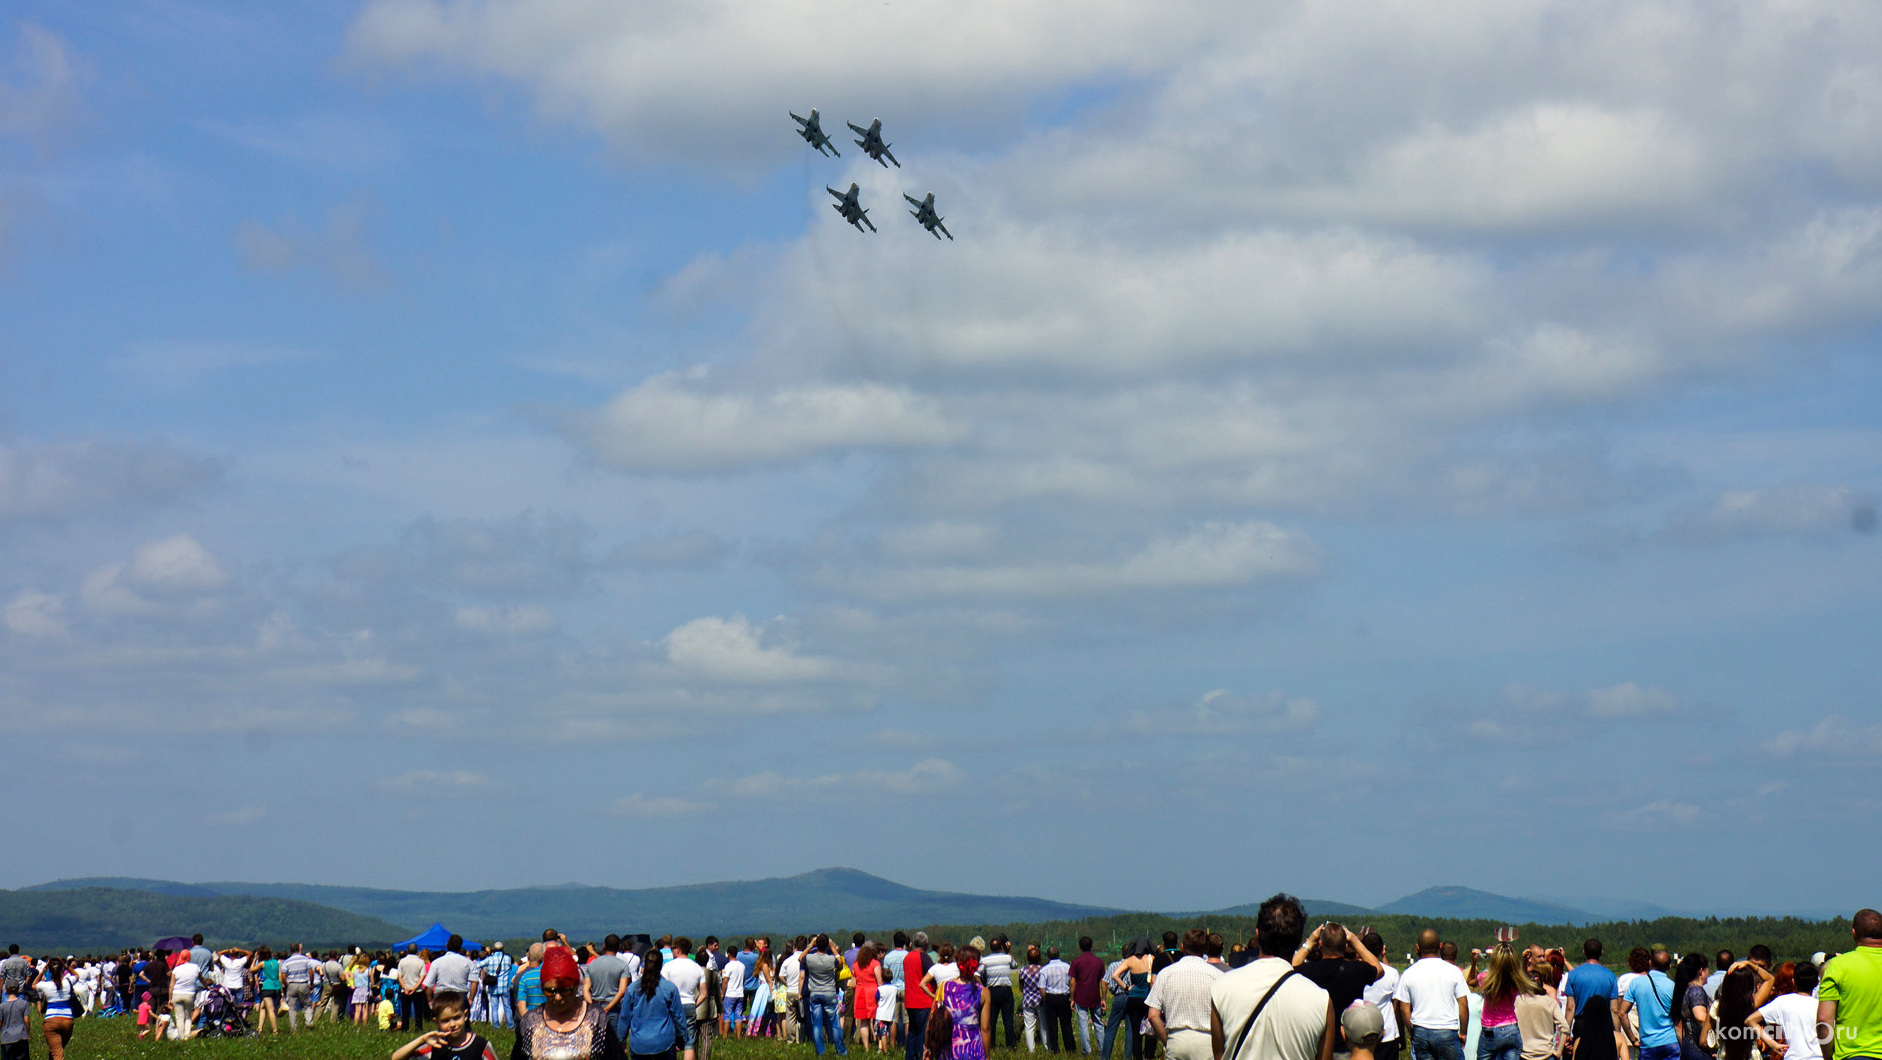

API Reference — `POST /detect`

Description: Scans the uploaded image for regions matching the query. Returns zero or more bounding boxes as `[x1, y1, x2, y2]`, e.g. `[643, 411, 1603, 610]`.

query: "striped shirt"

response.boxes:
[281, 955, 319, 986]
[515, 968, 544, 1013]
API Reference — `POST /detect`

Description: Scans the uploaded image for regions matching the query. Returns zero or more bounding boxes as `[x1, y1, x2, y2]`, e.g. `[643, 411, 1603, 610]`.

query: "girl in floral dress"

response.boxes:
[932, 944, 990, 1060]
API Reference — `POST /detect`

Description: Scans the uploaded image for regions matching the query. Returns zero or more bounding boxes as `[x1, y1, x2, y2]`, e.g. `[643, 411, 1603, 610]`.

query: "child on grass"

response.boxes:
[722, 953, 746, 1037]
[876, 979, 901, 1052]
[391, 991, 496, 1060]
[134, 991, 154, 1040]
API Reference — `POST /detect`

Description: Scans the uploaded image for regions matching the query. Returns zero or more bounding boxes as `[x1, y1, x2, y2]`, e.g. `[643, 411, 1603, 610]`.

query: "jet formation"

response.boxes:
[793, 109, 950, 239]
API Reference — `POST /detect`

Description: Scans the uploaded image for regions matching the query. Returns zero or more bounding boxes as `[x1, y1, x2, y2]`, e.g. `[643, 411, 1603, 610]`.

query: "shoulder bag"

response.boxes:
[1226, 969, 1298, 1060]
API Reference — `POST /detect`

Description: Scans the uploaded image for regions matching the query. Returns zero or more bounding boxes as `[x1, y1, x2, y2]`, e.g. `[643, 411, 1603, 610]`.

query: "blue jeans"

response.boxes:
[808, 993, 847, 1055]
[1412, 1026, 1465, 1060]
[905, 1008, 928, 1060]
[1477, 1025, 1522, 1060]
[1640, 1044, 1680, 1060]
[1075, 1005, 1101, 1054]
[1101, 997, 1130, 1060]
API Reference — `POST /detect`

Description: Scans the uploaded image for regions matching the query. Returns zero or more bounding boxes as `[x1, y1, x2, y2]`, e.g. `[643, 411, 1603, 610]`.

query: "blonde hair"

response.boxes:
[1477, 943, 1537, 1001]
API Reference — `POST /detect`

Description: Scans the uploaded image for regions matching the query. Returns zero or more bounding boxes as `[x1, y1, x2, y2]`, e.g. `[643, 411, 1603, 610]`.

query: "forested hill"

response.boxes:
[29, 869, 1130, 940]
[0, 887, 407, 953]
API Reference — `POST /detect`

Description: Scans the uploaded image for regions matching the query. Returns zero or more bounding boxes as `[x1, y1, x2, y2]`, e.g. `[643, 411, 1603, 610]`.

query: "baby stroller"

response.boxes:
[195, 984, 254, 1038]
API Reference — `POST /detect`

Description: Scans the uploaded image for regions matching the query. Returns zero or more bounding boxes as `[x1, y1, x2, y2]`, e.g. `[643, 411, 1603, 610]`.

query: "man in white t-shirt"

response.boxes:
[215, 947, 251, 1003]
[1749, 961, 1825, 1060]
[779, 939, 805, 1043]
[1211, 894, 1335, 1060]
[1361, 931, 1403, 1060]
[1392, 931, 1467, 1060]
[663, 937, 708, 1060]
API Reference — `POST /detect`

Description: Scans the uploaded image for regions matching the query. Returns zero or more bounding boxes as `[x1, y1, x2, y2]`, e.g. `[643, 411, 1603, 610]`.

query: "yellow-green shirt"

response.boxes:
[1820, 946, 1882, 1058]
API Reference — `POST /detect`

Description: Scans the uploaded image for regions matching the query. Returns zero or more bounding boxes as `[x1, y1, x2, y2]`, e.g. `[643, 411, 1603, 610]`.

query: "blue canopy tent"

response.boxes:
[394, 923, 455, 951]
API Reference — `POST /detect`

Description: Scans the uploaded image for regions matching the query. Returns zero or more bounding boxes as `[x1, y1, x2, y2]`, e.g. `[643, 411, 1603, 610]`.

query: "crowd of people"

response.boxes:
[3, 900, 1880, 1060]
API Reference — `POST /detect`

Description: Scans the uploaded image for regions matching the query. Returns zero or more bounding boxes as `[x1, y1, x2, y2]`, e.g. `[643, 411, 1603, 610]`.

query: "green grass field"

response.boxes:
[24, 1010, 1050, 1060]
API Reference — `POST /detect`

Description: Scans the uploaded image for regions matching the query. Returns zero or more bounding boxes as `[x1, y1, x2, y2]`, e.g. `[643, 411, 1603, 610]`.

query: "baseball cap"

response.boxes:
[1341, 1003, 1384, 1049]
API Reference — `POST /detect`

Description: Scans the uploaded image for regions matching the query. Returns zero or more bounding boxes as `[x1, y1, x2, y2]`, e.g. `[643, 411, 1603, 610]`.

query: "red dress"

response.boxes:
[853, 960, 880, 1021]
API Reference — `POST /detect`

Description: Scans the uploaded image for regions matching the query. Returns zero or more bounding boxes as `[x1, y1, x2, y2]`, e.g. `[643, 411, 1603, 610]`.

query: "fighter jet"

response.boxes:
[847, 118, 900, 169]
[828, 183, 875, 232]
[791, 109, 840, 157]
[904, 192, 952, 240]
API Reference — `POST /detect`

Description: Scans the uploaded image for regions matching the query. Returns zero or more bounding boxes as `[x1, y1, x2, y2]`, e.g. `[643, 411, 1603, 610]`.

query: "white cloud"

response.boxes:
[116, 340, 321, 388]
[1120, 689, 1321, 737]
[4, 590, 65, 637]
[79, 535, 230, 615]
[198, 112, 402, 175]
[382, 769, 490, 791]
[0, 23, 83, 153]
[730, 757, 961, 800]
[1582, 683, 1681, 719]
[612, 793, 709, 818]
[456, 604, 556, 636]
[1661, 485, 1878, 543]
[1463, 682, 1681, 745]
[1608, 798, 1706, 832]
[0, 438, 220, 521]
[1500, 681, 1680, 718]
[608, 530, 733, 570]
[877, 523, 992, 562]
[765, 224, 1491, 377]
[1771, 715, 1882, 757]
[124, 534, 230, 593]
[568, 374, 960, 473]
[659, 614, 836, 683]
[236, 197, 388, 291]
[1301, 104, 1707, 231]
[337, 511, 595, 596]
[840, 521, 1321, 600]
[343, 0, 1229, 168]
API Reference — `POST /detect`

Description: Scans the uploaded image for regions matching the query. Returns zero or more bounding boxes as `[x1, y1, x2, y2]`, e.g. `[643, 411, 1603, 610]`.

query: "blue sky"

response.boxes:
[4, 0, 1881, 919]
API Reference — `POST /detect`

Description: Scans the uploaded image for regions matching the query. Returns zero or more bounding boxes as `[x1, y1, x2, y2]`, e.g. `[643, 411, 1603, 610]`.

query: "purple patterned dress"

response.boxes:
[941, 979, 986, 1060]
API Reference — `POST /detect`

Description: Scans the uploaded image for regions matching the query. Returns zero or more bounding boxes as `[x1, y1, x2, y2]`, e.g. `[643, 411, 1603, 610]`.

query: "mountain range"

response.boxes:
[15, 870, 1809, 953]
[24, 868, 1131, 941]
[0, 886, 408, 952]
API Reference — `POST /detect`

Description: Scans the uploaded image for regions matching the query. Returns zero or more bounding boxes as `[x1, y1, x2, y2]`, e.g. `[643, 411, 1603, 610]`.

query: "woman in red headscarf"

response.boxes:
[926, 943, 990, 1060]
[512, 946, 624, 1060]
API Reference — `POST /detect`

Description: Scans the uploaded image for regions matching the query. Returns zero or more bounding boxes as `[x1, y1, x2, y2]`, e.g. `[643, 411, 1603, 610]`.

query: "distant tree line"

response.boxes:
[892, 910, 1854, 966]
